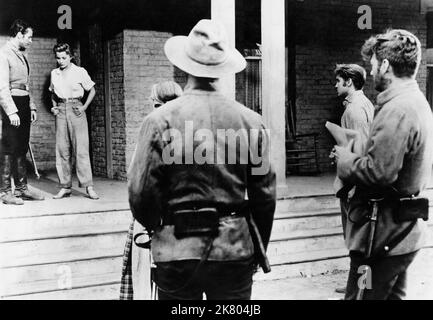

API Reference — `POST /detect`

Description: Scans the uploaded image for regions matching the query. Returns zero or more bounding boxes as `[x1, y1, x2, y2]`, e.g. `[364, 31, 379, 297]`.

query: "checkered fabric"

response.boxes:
[119, 220, 135, 300]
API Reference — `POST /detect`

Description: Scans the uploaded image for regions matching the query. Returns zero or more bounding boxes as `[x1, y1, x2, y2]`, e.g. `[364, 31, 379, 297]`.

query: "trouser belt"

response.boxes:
[10, 83, 29, 91]
[58, 98, 82, 103]
[162, 203, 247, 226]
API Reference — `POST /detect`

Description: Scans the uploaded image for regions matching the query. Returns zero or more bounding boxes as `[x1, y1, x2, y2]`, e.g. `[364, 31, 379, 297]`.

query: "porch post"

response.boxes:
[211, 0, 236, 99]
[261, 0, 288, 195]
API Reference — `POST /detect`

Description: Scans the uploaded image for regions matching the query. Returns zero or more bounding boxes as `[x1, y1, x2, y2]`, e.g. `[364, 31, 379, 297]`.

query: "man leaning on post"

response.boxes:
[0, 19, 45, 205]
[128, 19, 276, 300]
[331, 29, 433, 300]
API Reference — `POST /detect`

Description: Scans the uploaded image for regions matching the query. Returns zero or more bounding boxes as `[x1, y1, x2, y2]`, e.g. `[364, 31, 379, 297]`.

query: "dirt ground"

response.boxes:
[252, 248, 433, 300]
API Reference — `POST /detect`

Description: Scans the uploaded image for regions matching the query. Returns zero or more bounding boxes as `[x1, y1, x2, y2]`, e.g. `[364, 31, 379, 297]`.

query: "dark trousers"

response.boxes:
[340, 197, 349, 239]
[0, 96, 31, 192]
[155, 257, 255, 300]
[345, 250, 418, 300]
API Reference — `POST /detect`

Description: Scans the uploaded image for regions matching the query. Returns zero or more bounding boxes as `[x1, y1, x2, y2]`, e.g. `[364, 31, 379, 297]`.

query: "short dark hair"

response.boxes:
[53, 43, 73, 57]
[361, 29, 421, 78]
[9, 19, 33, 37]
[334, 64, 366, 90]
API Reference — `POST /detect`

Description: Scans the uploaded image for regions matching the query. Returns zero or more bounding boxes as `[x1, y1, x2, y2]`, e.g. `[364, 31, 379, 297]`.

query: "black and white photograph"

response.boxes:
[1, 0, 433, 303]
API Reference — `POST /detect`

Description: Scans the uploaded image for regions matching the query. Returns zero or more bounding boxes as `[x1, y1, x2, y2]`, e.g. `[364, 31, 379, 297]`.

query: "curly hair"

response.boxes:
[361, 29, 421, 78]
[334, 64, 366, 90]
[53, 43, 73, 57]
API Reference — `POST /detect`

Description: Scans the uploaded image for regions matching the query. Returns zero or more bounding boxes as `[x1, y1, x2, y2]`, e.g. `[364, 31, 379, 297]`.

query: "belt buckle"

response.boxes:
[25, 84, 29, 91]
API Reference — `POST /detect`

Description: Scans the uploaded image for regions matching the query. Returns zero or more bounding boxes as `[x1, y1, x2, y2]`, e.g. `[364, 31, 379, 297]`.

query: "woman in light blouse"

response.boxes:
[49, 43, 98, 199]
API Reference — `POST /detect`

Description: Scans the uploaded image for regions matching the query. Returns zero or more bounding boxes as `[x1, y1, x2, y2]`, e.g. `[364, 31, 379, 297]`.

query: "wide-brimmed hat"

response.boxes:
[164, 19, 246, 78]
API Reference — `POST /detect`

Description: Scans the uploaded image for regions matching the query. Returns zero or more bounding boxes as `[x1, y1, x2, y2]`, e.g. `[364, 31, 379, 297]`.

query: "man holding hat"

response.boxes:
[128, 19, 276, 300]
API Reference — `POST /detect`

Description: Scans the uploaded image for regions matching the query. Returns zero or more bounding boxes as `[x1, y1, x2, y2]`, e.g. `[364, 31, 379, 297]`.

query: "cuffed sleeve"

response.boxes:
[79, 68, 95, 91]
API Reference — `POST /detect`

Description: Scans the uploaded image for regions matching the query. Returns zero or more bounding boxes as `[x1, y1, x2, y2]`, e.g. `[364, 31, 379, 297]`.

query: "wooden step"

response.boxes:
[276, 194, 339, 212]
[0, 257, 123, 298]
[0, 233, 126, 268]
[3, 283, 120, 300]
[0, 210, 132, 243]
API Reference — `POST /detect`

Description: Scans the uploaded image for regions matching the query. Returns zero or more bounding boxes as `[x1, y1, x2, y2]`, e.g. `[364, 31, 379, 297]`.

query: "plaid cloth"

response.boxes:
[119, 220, 135, 300]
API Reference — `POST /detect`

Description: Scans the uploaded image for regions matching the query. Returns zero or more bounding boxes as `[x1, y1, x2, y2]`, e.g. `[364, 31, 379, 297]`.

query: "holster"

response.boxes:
[172, 207, 220, 239]
[394, 196, 429, 223]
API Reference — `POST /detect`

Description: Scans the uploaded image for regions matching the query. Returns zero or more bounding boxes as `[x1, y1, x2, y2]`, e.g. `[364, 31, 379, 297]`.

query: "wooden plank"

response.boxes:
[4, 283, 120, 300]
[0, 233, 126, 268]
[0, 210, 131, 243]
[0, 200, 129, 219]
[103, 39, 113, 179]
[1, 257, 123, 297]
[254, 254, 350, 281]
[270, 215, 342, 240]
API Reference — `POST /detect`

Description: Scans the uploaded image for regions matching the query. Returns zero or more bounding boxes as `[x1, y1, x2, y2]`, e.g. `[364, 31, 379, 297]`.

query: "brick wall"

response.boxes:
[87, 24, 107, 178]
[0, 36, 57, 171]
[291, 0, 427, 172]
[109, 32, 127, 180]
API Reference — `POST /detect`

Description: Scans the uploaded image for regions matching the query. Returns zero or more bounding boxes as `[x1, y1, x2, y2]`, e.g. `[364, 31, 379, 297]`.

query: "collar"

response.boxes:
[344, 90, 364, 104]
[54, 63, 77, 75]
[376, 80, 419, 109]
[183, 78, 220, 96]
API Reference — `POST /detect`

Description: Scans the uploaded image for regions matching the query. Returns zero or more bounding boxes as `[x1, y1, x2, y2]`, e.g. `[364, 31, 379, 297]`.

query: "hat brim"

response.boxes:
[164, 36, 247, 78]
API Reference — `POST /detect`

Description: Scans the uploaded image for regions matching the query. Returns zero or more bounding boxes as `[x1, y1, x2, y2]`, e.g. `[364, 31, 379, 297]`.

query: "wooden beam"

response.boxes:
[261, 0, 288, 195]
[211, 0, 236, 99]
[103, 40, 113, 179]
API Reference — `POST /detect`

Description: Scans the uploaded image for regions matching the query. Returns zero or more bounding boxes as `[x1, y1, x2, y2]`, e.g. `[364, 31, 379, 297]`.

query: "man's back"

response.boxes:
[128, 81, 276, 263]
[152, 84, 266, 208]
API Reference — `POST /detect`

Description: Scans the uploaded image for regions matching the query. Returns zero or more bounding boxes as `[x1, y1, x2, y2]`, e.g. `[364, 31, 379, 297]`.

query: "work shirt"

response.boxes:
[49, 63, 95, 99]
[0, 40, 36, 115]
[335, 90, 375, 197]
[128, 80, 276, 263]
[337, 80, 433, 257]
[341, 90, 375, 154]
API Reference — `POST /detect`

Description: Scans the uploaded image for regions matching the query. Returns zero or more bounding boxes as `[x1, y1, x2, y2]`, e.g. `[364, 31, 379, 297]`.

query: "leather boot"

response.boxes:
[0, 154, 12, 193]
[1, 191, 24, 205]
[13, 156, 45, 201]
[14, 188, 45, 201]
[14, 156, 28, 191]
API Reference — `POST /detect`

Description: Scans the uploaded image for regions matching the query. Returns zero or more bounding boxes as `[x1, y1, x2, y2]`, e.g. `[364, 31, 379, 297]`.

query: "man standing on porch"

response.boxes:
[128, 19, 276, 300]
[331, 29, 433, 300]
[0, 19, 45, 205]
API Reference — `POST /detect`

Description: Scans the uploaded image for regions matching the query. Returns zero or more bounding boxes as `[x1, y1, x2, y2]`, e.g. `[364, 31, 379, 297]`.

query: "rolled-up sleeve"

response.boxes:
[128, 115, 165, 231]
[0, 53, 18, 115]
[337, 108, 410, 187]
[79, 68, 95, 91]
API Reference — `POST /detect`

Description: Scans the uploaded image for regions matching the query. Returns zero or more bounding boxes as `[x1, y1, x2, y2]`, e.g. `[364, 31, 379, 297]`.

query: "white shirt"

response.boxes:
[49, 63, 95, 99]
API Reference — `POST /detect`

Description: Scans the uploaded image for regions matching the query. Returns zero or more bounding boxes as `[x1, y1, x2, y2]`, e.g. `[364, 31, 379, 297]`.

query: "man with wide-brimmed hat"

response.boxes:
[128, 19, 276, 300]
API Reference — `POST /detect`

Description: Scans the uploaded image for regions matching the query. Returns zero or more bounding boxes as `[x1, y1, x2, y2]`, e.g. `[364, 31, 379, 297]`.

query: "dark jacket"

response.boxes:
[128, 80, 276, 262]
[337, 80, 433, 257]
